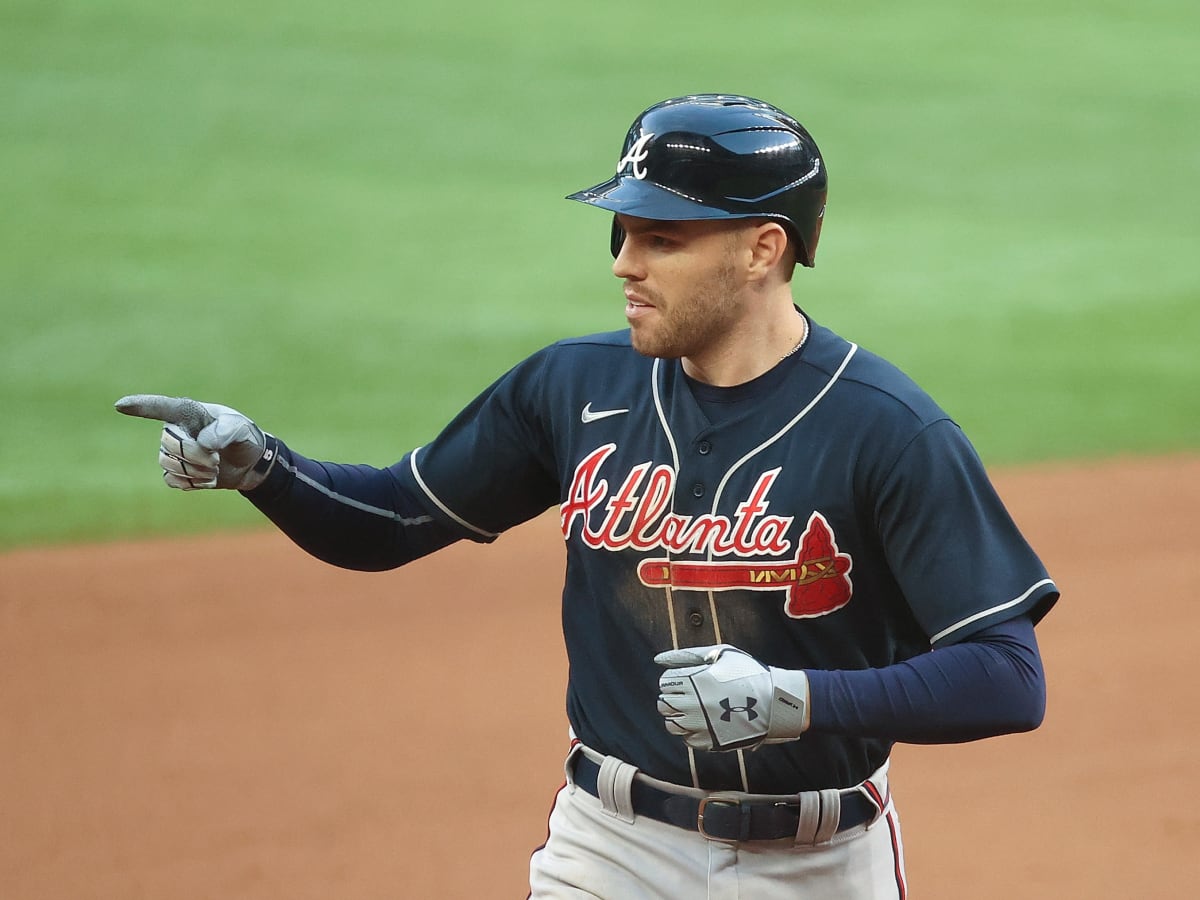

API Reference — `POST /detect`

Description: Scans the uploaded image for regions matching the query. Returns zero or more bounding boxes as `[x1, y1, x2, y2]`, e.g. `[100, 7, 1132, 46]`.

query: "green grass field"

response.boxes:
[2, 0, 1197, 548]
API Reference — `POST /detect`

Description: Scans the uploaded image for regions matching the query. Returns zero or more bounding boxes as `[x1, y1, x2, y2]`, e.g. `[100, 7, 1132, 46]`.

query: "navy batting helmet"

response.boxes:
[567, 94, 828, 267]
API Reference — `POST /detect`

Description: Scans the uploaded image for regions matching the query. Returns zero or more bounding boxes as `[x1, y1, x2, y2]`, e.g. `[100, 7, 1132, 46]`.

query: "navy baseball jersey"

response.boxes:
[250, 312, 1057, 794]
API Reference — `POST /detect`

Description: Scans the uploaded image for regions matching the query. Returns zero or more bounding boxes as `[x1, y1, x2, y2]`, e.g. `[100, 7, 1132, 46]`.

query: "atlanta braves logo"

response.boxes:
[559, 444, 855, 619]
[616, 132, 654, 180]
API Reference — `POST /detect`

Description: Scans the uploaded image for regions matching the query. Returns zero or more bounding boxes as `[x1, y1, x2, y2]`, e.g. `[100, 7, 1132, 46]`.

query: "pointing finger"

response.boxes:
[115, 394, 215, 438]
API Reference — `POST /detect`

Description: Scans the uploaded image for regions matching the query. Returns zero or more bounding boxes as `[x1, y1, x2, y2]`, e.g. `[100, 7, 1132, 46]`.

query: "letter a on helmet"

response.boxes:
[567, 94, 828, 267]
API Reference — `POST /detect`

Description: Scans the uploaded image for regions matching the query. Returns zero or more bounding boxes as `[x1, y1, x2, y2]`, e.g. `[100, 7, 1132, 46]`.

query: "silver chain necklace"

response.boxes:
[780, 315, 809, 360]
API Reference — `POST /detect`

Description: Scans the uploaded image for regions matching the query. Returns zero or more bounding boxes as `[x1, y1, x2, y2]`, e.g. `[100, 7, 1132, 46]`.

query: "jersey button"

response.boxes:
[691, 483, 705, 498]
[688, 611, 705, 627]
[697, 441, 712, 455]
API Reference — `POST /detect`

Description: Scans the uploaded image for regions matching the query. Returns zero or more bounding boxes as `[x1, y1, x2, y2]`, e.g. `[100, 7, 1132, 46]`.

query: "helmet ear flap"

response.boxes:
[610, 216, 626, 259]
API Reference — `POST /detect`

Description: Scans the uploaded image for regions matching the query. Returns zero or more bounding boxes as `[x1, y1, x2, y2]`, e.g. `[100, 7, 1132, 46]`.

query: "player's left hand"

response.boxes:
[654, 644, 811, 752]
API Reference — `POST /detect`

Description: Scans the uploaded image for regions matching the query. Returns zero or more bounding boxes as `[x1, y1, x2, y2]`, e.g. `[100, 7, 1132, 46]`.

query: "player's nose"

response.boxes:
[611, 237, 643, 280]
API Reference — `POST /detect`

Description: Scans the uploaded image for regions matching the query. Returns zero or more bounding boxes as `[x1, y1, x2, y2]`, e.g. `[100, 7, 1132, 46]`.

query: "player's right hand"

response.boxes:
[114, 394, 277, 491]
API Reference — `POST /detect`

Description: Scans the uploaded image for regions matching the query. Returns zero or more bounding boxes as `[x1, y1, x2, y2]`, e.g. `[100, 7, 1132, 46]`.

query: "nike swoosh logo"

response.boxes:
[581, 402, 630, 424]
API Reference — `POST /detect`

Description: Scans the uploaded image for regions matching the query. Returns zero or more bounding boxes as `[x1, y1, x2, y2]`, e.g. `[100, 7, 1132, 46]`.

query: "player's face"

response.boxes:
[613, 216, 751, 360]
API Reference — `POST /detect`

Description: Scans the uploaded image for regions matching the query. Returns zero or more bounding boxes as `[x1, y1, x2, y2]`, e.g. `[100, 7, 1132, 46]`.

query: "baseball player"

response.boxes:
[117, 94, 1058, 898]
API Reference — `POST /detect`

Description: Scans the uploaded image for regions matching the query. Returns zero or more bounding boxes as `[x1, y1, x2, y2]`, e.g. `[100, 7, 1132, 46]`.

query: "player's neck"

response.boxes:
[682, 300, 807, 388]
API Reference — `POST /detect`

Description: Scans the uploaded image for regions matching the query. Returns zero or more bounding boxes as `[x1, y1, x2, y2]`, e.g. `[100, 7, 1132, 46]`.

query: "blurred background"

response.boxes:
[3, 4, 1199, 898]
[2, 0, 1198, 549]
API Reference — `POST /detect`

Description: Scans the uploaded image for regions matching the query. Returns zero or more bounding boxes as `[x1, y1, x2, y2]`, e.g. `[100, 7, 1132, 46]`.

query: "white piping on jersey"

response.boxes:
[929, 578, 1055, 646]
[710, 340, 854, 792]
[651, 358, 682, 472]
[663, 584, 682, 663]
[653, 357, 695, 788]
[711, 342, 859, 516]
[285, 460, 434, 526]
[735, 747, 751, 791]
[409, 446, 498, 539]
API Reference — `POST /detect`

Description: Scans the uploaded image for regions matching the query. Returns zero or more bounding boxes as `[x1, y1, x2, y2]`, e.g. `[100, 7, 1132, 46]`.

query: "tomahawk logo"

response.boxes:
[720, 697, 758, 722]
[616, 132, 655, 180]
[637, 512, 854, 620]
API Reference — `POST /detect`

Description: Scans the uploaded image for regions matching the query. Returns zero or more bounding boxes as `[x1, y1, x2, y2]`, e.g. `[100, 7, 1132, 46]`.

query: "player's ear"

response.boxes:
[744, 221, 791, 282]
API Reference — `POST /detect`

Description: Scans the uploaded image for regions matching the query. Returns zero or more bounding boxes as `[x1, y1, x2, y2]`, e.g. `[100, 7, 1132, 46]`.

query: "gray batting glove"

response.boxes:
[115, 394, 278, 491]
[655, 644, 810, 752]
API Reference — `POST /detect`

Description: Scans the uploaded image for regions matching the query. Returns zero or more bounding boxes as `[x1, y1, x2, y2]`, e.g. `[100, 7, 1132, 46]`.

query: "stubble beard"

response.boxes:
[629, 258, 742, 360]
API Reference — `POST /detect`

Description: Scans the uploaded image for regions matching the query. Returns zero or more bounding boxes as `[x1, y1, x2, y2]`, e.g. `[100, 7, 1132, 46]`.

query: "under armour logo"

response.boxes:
[616, 132, 654, 180]
[719, 697, 759, 722]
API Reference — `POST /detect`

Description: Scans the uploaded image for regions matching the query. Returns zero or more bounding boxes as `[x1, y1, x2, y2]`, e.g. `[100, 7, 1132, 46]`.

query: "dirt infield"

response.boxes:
[2, 455, 1197, 898]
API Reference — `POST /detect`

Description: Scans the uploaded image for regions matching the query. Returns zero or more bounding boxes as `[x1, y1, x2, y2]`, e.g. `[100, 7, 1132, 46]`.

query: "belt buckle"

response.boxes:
[696, 795, 748, 842]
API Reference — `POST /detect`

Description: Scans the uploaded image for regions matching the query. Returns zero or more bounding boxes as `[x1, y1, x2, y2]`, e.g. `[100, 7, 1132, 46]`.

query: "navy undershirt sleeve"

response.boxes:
[244, 441, 465, 571]
[805, 615, 1046, 743]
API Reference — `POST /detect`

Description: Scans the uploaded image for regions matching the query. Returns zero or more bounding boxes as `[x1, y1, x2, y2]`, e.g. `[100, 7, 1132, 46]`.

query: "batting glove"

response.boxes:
[654, 644, 810, 752]
[115, 394, 278, 491]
